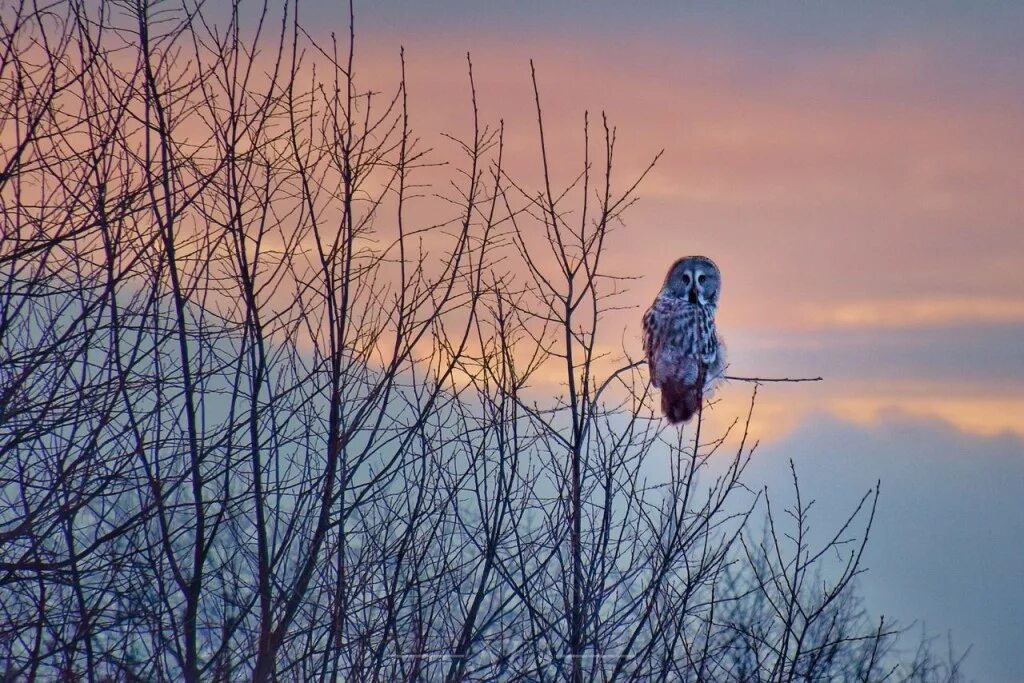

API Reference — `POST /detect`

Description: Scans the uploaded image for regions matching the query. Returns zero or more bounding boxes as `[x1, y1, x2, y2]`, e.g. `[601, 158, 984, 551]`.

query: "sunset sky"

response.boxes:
[301, 1, 1023, 678]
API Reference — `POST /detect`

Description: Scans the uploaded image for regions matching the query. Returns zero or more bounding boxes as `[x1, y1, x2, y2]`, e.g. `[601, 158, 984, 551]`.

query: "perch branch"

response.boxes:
[723, 375, 822, 383]
[592, 361, 821, 406]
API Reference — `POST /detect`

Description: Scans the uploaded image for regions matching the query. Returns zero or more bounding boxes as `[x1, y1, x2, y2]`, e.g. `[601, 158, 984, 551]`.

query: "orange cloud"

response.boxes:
[799, 298, 1024, 329]
[828, 394, 1024, 439]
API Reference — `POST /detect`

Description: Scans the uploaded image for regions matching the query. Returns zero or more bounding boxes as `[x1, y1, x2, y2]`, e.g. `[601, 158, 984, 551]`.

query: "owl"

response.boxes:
[642, 255, 725, 424]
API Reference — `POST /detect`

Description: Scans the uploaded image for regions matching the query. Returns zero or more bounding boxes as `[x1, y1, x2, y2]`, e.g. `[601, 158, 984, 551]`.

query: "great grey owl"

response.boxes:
[642, 255, 725, 424]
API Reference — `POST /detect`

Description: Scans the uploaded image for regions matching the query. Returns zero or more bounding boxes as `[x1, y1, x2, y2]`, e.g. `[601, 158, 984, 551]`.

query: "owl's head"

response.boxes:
[663, 255, 721, 306]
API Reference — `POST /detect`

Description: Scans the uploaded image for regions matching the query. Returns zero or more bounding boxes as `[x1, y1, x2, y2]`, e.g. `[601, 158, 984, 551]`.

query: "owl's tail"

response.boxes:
[660, 378, 703, 425]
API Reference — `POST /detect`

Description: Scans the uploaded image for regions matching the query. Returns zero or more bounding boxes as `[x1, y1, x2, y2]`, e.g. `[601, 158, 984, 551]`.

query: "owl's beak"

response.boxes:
[688, 287, 699, 305]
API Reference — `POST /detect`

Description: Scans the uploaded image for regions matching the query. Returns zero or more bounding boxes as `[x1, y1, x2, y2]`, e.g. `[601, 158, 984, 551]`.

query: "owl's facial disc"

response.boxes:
[664, 256, 720, 305]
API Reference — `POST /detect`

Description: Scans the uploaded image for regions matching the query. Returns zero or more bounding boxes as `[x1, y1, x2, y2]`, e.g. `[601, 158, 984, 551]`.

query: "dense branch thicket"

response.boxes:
[0, 2, 968, 681]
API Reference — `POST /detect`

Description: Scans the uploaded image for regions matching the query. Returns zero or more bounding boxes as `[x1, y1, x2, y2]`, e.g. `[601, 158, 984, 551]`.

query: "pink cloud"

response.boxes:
[341, 28, 1024, 439]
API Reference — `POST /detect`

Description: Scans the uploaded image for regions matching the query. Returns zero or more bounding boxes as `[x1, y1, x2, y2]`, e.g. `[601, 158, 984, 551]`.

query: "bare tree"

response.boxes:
[0, 2, 969, 681]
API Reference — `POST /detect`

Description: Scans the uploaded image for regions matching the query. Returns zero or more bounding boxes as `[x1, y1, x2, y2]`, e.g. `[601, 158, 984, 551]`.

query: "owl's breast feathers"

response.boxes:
[642, 294, 723, 390]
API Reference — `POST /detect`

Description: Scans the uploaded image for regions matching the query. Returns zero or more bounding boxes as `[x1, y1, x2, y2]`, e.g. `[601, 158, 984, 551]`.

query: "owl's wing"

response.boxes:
[644, 297, 694, 388]
[703, 332, 726, 388]
[641, 304, 662, 387]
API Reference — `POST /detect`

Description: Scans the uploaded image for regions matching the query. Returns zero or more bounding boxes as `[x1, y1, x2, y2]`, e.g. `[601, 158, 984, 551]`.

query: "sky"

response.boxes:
[297, 1, 1024, 678]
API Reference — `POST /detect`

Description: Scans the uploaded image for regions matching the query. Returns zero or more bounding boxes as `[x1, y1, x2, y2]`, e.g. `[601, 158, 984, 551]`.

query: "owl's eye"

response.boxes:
[681, 274, 691, 285]
[697, 274, 707, 285]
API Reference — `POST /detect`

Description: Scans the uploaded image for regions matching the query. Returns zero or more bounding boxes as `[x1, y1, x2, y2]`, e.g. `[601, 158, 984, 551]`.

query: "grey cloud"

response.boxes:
[744, 413, 1024, 683]
[727, 323, 1024, 389]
